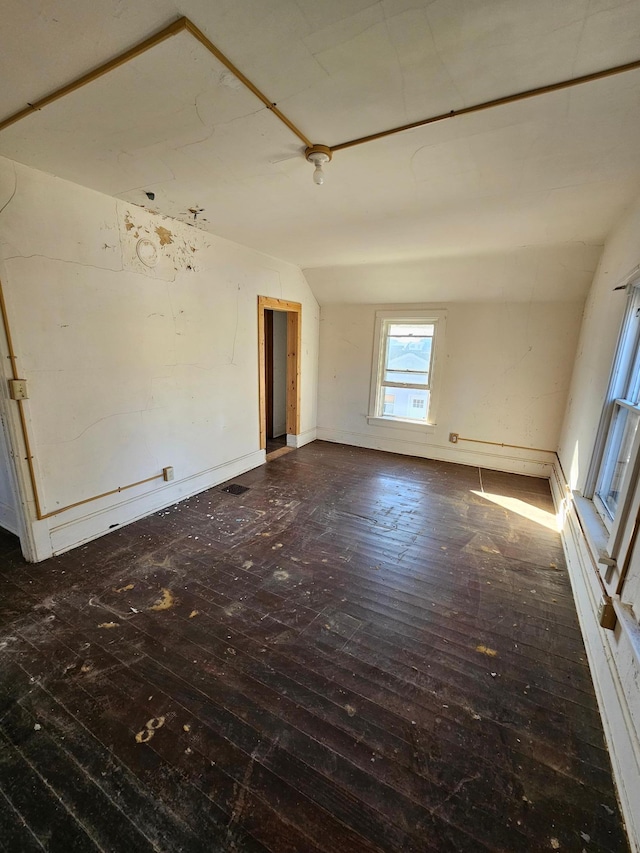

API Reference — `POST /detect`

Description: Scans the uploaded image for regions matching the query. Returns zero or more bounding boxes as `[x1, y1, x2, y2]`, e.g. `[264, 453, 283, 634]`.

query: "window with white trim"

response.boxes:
[368, 310, 446, 429]
[587, 280, 640, 549]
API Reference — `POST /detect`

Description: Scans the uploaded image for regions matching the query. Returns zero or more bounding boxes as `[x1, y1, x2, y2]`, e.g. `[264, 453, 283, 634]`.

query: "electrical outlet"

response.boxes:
[449, 432, 459, 444]
[162, 466, 174, 482]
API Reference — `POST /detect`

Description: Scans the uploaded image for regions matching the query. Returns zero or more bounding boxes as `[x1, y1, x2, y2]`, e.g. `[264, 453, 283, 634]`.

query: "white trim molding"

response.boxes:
[551, 462, 640, 853]
[46, 449, 266, 559]
[316, 427, 554, 478]
[287, 429, 317, 448]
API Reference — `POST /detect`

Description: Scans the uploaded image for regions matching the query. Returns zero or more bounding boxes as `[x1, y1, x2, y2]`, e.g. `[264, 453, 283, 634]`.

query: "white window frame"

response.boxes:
[367, 309, 446, 431]
[583, 272, 640, 569]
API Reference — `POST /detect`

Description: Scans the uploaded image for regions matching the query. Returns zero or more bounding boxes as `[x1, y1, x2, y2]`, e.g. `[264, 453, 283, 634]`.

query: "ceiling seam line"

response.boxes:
[331, 56, 640, 152]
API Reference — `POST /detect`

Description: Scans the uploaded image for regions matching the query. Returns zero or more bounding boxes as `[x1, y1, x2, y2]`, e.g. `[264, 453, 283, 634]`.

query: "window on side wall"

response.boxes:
[368, 309, 446, 430]
[586, 280, 640, 553]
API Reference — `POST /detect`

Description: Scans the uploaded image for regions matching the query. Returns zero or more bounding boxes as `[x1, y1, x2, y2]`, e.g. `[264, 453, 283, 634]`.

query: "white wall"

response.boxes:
[559, 199, 640, 492]
[555, 197, 640, 853]
[0, 411, 18, 535]
[0, 158, 319, 560]
[317, 300, 583, 475]
[304, 243, 601, 304]
[272, 310, 287, 438]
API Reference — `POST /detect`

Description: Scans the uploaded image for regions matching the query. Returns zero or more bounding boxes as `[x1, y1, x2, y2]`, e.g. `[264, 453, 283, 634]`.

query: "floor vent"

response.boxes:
[221, 483, 250, 495]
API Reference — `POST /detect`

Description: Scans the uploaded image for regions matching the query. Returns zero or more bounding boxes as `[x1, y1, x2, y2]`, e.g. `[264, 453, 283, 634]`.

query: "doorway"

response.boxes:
[264, 308, 287, 453]
[257, 296, 301, 458]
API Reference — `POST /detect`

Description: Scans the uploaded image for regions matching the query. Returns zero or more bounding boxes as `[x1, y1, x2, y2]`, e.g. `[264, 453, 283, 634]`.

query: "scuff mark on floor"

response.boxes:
[227, 737, 279, 837]
[228, 752, 255, 832]
[431, 772, 481, 818]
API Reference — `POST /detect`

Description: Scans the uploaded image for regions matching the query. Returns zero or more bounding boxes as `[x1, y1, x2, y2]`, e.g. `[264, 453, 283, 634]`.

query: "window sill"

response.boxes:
[367, 416, 436, 434]
[573, 491, 611, 566]
[574, 495, 640, 663]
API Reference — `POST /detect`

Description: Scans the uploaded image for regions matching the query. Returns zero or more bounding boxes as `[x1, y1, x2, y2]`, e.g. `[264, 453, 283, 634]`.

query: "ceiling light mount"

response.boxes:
[305, 144, 332, 186]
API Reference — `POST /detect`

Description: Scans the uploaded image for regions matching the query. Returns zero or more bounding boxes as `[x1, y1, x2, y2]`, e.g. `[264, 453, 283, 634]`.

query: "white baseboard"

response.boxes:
[316, 426, 554, 477]
[45, 449, 266, 559]
[287, 428, 317, 449]
[550, 464, 640, 853]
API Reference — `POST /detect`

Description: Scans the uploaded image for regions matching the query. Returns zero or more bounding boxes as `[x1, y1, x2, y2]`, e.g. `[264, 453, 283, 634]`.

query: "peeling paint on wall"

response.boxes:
[155, 226, 173, 246]
[119, 204, 209, 281]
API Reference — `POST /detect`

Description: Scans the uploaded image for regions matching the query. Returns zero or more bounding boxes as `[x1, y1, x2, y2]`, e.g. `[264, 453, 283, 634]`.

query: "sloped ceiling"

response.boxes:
[1, 0, 640, 299]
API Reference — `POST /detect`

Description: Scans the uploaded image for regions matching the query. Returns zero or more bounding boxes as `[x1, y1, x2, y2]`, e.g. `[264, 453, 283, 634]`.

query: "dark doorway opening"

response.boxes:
[264, 308, 288, 451]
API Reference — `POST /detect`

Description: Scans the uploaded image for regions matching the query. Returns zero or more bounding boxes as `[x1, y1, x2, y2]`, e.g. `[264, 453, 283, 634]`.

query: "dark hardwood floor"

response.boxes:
[0, 441, 630, 852]
[266, 435, 287, 454]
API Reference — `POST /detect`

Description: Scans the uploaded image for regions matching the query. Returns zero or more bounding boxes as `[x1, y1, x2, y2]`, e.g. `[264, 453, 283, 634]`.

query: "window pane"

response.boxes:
[383, 394, 395, 415]
[387, 323, 434, 337]
[597, 404, 640, 519]
[379, 389, 430, 421]
[385, 325, 433, 386]
[627, 332, 640, 404]
[373, 315, 443, 425]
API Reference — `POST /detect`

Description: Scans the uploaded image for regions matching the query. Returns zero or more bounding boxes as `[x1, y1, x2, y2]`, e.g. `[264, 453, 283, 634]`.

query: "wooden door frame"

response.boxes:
[258, 296, 301, 451]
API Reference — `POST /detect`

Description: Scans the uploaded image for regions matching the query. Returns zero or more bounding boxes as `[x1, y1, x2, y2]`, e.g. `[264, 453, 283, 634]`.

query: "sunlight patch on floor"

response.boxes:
[472, 490, 559, 531]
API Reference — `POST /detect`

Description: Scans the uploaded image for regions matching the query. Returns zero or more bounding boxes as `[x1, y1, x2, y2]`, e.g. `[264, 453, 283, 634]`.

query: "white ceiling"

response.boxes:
[1, 0, 640, 285]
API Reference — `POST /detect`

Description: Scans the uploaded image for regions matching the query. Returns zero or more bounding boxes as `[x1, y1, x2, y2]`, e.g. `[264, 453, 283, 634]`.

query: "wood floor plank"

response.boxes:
[38, 604, 454, 852]
[13, 678, 220, 853]
[0, 787, 46, 852]
[0, 699, 159, 853]
[8, 632, 273, 853]
[13, 617, 384, 853]
[0, 441, 631, 852]
[0, 731, 102, 852]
